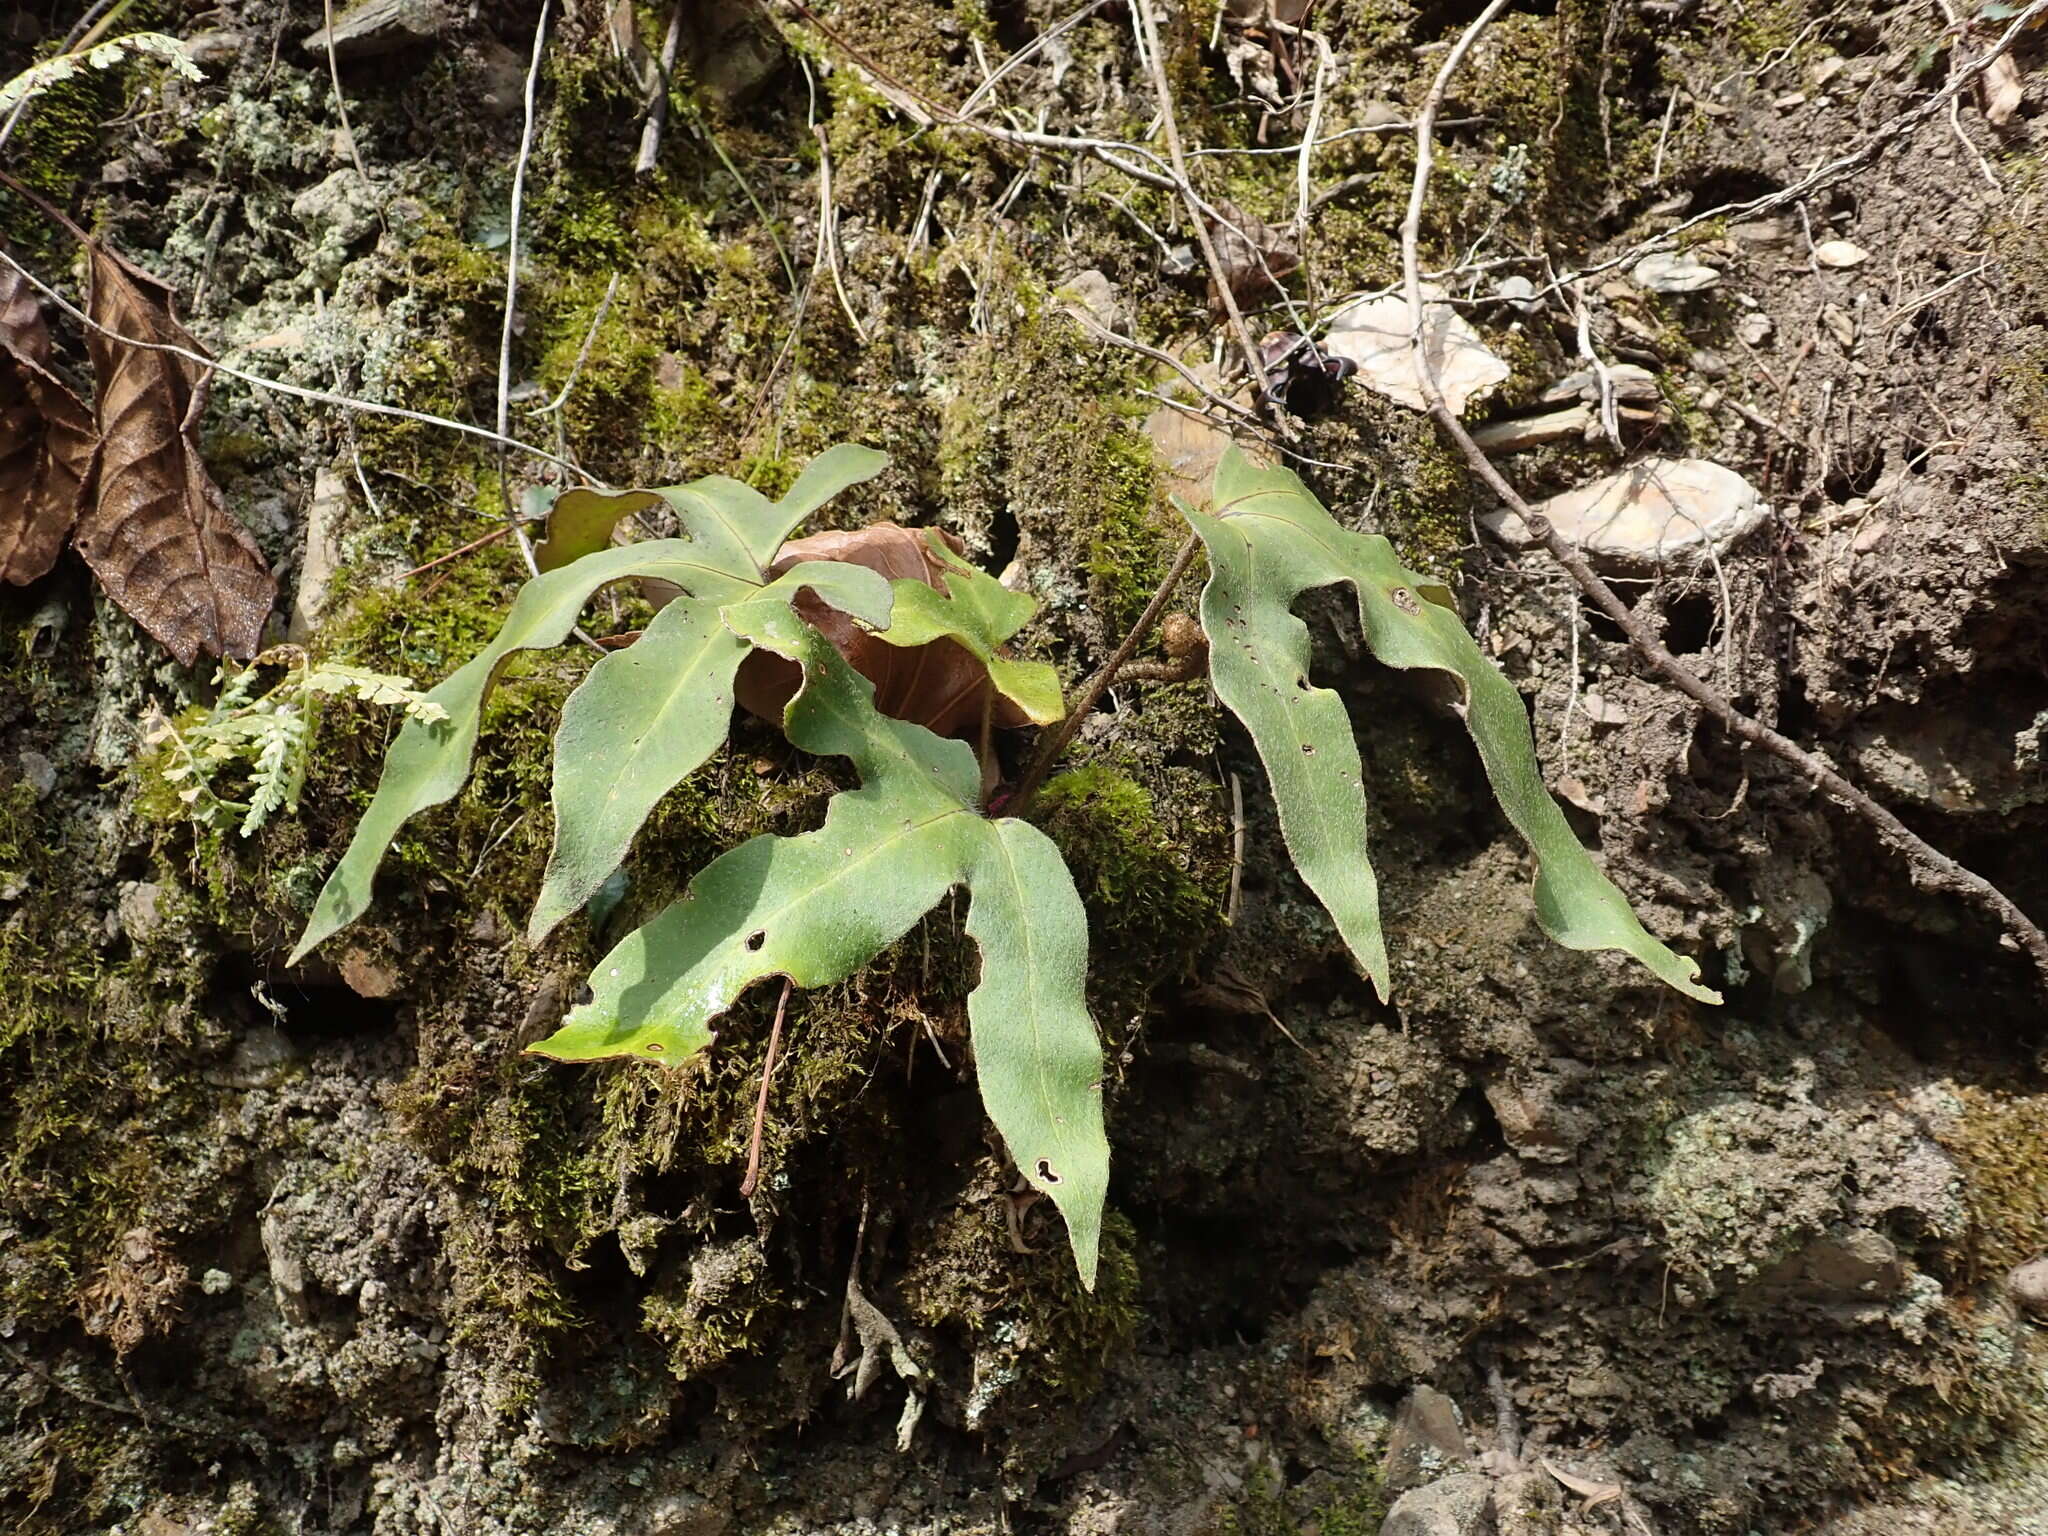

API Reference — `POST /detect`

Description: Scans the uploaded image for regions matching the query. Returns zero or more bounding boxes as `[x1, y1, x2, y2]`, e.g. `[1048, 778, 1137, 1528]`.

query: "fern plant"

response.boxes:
[145, 646, 445, 837]
[291, 443, 1716, 1287]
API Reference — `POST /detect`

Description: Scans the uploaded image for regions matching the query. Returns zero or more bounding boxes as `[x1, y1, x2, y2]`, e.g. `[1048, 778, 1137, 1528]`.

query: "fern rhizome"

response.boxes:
[292, 443, 1717, 1284]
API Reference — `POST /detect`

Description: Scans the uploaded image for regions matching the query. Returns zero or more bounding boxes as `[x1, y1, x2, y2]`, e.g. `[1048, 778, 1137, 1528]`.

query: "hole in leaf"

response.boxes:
[1301, 743, 1315, 754]
[573, 984, 594, 1007]
[745, 930, 767, 952]
[1035, 1158, 1063, 1184]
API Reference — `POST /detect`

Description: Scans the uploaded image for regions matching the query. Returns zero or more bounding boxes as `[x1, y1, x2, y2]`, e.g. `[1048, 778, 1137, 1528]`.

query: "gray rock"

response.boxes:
[1484, 457, 1769, 572]
[1384, 1386, 1474, 1494]
[1381, 1473, 1497, 1536]
[17, 750, 55, 800]
[684, 0, 785, 107]
[1632, 251, 1721, 293]
[1492, 1468, 1563, 1536]
[116, 880, 166, 943]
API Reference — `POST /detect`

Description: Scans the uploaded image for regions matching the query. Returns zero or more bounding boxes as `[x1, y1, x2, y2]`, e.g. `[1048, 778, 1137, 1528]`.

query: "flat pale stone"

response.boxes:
[1322, 288, 1509, 414]
[1483, 457, 1768, 570]
[301, 0, 451, 60]
[1632, 251, 1721, 293]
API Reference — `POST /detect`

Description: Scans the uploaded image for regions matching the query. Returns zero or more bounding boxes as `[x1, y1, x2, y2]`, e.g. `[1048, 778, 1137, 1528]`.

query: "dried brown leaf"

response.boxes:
[1541, 1458, 1624, 1512]
[0, 267, 96, 584]
[736, 523, 1031, 739]
[76, 244, 275, 665]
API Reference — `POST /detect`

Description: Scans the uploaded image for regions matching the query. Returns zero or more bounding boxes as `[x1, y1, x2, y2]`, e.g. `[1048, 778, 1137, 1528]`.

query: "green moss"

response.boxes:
[1219, 1459, 1391, 1536]
[902, 1172, 1141, 1405]
[641, 1237, 786, 1380]
[1727, 0, 1813, 64]
[1941, 1087, 2048, 1282]
[1035, 760, 1228, 1026]
[0, 15, 171, 265]
[1085, 428, 1173, 630]
[1368, 412, 1482, 580]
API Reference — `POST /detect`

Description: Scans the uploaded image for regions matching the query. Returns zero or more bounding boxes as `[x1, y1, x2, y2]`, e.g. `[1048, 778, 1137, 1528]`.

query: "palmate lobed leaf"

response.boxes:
[289, 447, 890, 965]
[527, 559, 893, 942]
[293, 441, 1102, 1280]
[1186, 447, 1719, 1006]
[531, 600, 1109, 1288]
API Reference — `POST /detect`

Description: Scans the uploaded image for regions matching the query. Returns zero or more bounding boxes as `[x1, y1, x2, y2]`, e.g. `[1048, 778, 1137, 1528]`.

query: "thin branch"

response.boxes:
[497, 0, 553, 582]
[1130, 0, 1271, 394]
[1013, 530, 1204, 811]
[634, 1, 685, 175]
[781, 0, 1179, 190]
[1399, 4, 2048, 987]
[812, 124, 869, 343]
[958, 0, 1108, 117]
[0, 228, 594, 481]
[319, 0, 377, 198]
[739, 979, 795, 1200]
[534, 270, 621, 416]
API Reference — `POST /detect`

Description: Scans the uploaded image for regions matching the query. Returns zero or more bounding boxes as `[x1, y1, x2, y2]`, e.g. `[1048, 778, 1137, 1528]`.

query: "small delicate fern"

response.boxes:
[146, 646, 445, 838]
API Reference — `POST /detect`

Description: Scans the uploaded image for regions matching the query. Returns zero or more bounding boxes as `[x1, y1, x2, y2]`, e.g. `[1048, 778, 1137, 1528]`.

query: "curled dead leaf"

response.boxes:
[0, 268, 96, 584]
[1541, 1458, 1624, 1513]
[76, 244, 276, 665]
[736, 524, 1032, 739]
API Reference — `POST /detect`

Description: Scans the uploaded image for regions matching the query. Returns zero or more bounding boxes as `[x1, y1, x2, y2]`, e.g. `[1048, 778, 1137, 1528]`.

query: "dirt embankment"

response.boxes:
[3, 1, 2048, 1532]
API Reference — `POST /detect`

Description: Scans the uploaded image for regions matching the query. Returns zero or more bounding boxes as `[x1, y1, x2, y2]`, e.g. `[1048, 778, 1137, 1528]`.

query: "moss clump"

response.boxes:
[1941, 1087, 2048, 1282]
[1084, 427, 1174, 630]
[1374, 416, 1483, 580]
[1220, 1459, 1391, 1536]
[902, 1170, 1141, 1410]
[641, 1236, 786, 1380]
[1035, 760, 1229, 1026]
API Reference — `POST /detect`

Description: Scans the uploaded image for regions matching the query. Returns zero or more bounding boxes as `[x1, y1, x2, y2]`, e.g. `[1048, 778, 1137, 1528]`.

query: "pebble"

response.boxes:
[1484, 457, 1769, 571]
[1633, 251, 1721, 294]
[1813, 239, 1871, 269]
[1382, 1474, 1495, 1536]
[17, 750, 55, 800]
[2008, 1258, 2048, 1317]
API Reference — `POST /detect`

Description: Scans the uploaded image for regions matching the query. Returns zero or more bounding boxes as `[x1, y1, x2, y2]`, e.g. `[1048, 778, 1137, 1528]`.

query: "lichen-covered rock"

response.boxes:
[1380, 1473, 1496, 1536]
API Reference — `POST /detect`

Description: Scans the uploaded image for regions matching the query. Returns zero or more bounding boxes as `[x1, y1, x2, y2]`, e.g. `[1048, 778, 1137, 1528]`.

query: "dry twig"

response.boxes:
[0, 243, 589, 476]
[740, 979, 796, 1200]
[496, 0, 552, 581]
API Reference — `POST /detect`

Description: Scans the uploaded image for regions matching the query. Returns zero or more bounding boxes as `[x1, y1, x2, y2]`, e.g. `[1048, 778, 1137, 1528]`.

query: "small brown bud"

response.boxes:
[1161, 612, 1206, 661]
